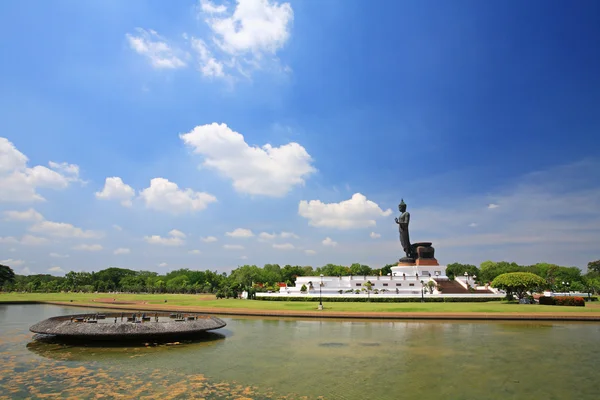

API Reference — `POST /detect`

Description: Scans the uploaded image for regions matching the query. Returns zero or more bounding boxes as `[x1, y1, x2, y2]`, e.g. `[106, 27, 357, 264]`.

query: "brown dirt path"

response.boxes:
[44, 301, 600, 321]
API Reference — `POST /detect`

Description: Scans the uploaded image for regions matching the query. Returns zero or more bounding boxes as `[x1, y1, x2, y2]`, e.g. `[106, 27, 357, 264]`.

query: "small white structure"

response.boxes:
[283, 264, 448, 296]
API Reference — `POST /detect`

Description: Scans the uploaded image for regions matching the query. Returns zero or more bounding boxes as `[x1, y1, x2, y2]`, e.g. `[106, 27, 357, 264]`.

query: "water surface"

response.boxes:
[1, 304, 598, 399]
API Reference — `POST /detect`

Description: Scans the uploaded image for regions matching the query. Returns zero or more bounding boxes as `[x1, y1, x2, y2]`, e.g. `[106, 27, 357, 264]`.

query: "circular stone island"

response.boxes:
[30, 312, 226, 341]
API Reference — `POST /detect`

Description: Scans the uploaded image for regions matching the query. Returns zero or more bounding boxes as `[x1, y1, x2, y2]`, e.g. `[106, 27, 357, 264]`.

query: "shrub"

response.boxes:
[538, 296, 554, 305]
[553, 296, 585, 307]
[300, 284, 307, 293]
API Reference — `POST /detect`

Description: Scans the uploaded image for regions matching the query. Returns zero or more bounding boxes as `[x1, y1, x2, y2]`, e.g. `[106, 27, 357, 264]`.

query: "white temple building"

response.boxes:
[285, 264, 448, 296]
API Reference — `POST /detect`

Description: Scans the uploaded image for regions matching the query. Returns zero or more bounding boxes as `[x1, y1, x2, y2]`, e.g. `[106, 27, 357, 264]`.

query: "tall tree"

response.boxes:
[587, 260, 600, 274]
[0, 264, 16, 288]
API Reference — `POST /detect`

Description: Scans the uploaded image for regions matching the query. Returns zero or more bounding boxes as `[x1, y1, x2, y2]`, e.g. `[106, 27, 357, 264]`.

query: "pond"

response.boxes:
[0, 304, 598, 399]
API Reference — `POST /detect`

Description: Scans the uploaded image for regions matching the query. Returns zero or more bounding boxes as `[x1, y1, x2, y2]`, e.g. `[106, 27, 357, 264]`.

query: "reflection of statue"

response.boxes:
[394, 199, 413, 260]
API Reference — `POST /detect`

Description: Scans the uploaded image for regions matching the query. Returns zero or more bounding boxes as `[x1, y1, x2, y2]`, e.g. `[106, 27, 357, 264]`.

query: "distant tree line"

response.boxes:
[1, 260, 599, 296]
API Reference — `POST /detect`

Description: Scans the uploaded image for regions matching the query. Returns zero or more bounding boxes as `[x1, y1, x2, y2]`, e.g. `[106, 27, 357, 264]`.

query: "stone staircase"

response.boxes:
[434, 279, 495, 294]
[434, 279, 469, 294]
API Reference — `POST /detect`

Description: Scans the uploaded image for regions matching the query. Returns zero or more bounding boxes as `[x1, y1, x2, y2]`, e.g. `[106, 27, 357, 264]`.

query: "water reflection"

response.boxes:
[27, 331, 229, 362]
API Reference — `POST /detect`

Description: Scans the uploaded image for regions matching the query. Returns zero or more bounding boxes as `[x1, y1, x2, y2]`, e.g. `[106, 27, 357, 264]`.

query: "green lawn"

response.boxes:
[1, 292, 599, 313]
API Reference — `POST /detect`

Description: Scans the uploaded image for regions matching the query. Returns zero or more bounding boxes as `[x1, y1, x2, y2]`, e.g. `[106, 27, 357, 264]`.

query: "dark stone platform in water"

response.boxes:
[29, 312, 226, 341]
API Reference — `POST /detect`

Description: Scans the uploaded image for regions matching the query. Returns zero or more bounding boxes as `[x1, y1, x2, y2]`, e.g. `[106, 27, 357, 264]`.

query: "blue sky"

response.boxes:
[1, 0, 599, 276]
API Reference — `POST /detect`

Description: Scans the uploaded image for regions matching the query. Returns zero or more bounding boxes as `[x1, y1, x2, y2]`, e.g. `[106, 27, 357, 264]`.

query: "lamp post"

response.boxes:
[464, 272, 469, 288]
[562, 281, 570, 296]
[319, 274, 324, 310]
[420, 280, 425, 303]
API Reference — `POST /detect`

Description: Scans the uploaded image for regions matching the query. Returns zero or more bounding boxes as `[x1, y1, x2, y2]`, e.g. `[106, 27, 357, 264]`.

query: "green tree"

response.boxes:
[363, 280, 373, 300]
[587, 260, 600, 274]
[479, 261, 521, 283]
[446, 263, 479, 280]
[0, 264, 16, 289]
[350, 263, 372, 276]
[491, 272, 545, 300]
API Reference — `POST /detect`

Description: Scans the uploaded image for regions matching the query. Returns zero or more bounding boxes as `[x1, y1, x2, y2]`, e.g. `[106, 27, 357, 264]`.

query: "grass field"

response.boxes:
[1, 292, 600, 314]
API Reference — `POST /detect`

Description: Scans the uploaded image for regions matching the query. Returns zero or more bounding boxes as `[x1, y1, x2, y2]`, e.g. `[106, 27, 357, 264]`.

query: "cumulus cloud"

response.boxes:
[0, 235, 49, 246]
[126, 28, 186, 69]
[169, 229, 186, 239]
[203, 0, 293, 56]
[72, 244, 103, 252]
[113, 224, 123, 231]
[48, 266, 65, 273]
[370, 232, 381, 239]
[0, 258, 25, 266]
[190, 37, 225, 78]
[488, 203, 499, 209]
[199, 0, 227, 14]
[3, 208, 44, 221]
[304, 249, 316, 255]
[144, 229, 187, 246]
[114, 248, 131, 255]
[223, 244, 244, 250]
[299, 193, 392, 229]
[188, 249, 202, 254]
[29, 220, 103, 239]
[181, 123, 315, 197]
[139, 178, 217, 214]
[259, 231, 299, 241]
[468, 223, 478, 228]
[49, 253, 69, 258]
[96, 177, 136, 207]
[272, 243, 294, 250]
[0, 137, 81, 202]
[201, 236, 218, 243]
[158, 262, 168, 267]
[225, 228, 254, 238]
[322, 237, 337, 247]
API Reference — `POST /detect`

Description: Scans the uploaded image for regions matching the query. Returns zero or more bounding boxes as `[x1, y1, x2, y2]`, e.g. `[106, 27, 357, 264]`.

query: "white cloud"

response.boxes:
[299, 193, 392, 229]
[258, 232, 276, 240]
[204, 0, 293, 56]
[259, 231, 299, 241]
[370, 232, 381, 239]
[225, 228, 254, 238]
[114, 248, 131, 255]
[190, 37, 225, 78]
[468, 223, 478, 228]
[144, 229, 186, 246]
[145, 235, 185, 246]
[0, 258, 24, 266]
[48, 266, 65, 273]
[0, 137, 80, 202]
[72, 244, 103, 252]
[201, 236, 218, 243]
[126, 28, 186, 69]
[48, 161, 80, 177]
[0, 235, 49, 245]
[139, 178, 217, 214]
[96, 177, 135, 207]
[29, 220, 103, 239]
[158, 262, 168, 267]
[169, 229, 186, 239]
[200, 0, 227, 14]
[322, 237, 337, 247]
[280, 231, 299, 239]
[49, 253, 69, 258]
[113, 224, 123, 231]
[188, 249, 202, 254]
[240, 255, 248, 260]
[488, 203, 499, 209]
[3, 208, 44, 221]
[223, 244, 244, 250]
[272, 243, 294, 250]
[304, 249, 316, 255]
[181, 123, 315, 197]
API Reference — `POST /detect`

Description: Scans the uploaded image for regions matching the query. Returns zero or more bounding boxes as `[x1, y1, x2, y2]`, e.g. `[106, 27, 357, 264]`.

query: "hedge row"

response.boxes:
[255, 296, 501, 303]
[539, 296, 586, 307]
